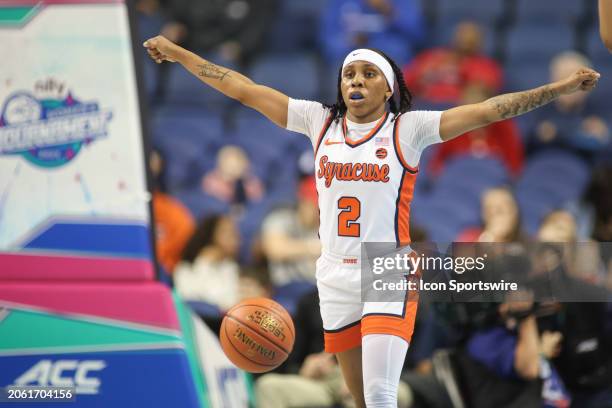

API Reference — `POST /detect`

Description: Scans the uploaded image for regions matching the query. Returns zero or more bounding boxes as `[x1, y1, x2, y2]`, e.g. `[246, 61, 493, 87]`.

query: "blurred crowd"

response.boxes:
[136, 0, 612, 407]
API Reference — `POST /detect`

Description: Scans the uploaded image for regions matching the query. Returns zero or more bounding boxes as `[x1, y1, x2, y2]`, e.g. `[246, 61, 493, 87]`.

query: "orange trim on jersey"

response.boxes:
[361, 301, 418, 344]
[395, 171, 417, 245]
[314, 115, 335, 157]
[343, 112, 389, 147]
[324, 321, 362, 353]
[393, 115, 419, 173]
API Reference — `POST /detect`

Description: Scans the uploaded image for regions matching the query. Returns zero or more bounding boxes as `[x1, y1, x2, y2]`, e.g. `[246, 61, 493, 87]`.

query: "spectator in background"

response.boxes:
[261, 177, 320, 286]
[428, 82, 524, 177]
[159, 0, 277, 66]
[536, 210, 603, 284]
[150, 150, 195, 273]
[174, 215, 241, 311]
[538, 211, 577, 243]
[403, 21, 502, 106]
[527, 52, 611, 163]
[538, 211, 605, 285]
[201, 145, 264, 209]
[458, 187, 525, 243]
[320, 0, 425, 67]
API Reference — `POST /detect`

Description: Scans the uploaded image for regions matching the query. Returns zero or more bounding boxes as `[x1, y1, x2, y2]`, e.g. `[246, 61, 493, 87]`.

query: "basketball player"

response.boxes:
[143, 36, 599, 407]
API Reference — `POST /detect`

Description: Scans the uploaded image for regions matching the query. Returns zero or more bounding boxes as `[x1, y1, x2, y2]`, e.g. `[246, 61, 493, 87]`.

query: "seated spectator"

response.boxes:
[458, 187, 526, 243]
[261, 177, 320, 286]
[320, 0, 425, 66]
[530, 211, 610, 297]
[201, 145, 264, 209]
[535, 210, 604, 283]
[428, 83, 524, 177]
[403, 21, 502, 105]
[174, 214, 241, 311]
[150, 150, 195, 273]
[537, 210, 577, 243]
[527, 52, 611, 162]
[159, 0, 277, 66]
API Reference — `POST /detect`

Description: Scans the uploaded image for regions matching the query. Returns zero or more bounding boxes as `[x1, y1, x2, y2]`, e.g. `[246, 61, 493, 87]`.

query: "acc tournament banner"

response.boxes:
[0, 0, 154, 279]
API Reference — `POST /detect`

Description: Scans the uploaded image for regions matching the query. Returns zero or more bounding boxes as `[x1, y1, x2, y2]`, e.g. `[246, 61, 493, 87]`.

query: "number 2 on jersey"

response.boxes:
[338, 196, 361, 237]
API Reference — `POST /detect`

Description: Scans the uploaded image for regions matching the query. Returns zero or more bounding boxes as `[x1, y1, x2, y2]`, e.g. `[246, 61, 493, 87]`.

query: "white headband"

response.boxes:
[342, 49, 395, 95]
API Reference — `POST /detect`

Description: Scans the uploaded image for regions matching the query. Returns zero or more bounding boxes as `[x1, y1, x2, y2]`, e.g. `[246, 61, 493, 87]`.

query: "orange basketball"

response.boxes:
[220, 298, 295, 373]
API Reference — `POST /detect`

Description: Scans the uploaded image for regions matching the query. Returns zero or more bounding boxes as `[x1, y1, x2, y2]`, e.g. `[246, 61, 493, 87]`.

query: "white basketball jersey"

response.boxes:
[314, 112, 418, 257]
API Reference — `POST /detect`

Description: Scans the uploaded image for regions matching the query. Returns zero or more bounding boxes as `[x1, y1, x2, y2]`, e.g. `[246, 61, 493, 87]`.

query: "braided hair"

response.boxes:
[325, 48, 413, 123]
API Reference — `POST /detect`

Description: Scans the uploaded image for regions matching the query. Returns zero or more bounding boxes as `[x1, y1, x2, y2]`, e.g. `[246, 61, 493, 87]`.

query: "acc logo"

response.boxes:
[0, 90, 113, 168]
[13, 359, 106, 395]
[375, 148, 387, 159]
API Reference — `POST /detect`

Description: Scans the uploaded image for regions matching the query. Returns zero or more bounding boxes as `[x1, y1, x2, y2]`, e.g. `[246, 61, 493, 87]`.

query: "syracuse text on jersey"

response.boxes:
[317, 154, 390, 188]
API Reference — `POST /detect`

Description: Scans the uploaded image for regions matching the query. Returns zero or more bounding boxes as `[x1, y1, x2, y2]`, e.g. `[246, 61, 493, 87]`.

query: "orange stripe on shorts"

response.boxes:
[361, 300, 419, 343]
[323, 321, 361, 353]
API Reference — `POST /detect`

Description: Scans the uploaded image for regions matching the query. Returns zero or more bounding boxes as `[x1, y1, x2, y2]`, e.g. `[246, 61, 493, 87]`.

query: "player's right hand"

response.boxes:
[143, 35, 180, 64]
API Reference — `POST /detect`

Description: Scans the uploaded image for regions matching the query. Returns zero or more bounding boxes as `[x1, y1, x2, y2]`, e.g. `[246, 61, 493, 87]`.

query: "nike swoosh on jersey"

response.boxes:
[324, 139, 344, 145]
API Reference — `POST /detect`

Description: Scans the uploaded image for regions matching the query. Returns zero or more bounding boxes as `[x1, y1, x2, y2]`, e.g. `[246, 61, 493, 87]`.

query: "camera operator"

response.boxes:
[530, 212, 612, 408]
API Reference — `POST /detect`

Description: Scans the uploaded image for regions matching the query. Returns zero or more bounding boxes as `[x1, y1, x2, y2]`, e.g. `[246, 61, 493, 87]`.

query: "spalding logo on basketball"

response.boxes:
[376, 148, 387, 159]
[220, 298, 295, 373]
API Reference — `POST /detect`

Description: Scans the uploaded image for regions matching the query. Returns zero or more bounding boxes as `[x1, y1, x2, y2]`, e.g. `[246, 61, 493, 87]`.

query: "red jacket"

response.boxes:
[403, 48, 502, 104]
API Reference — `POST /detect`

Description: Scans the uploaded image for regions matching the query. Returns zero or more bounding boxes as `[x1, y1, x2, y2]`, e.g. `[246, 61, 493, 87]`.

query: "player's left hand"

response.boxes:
[560, 67, 601, 94]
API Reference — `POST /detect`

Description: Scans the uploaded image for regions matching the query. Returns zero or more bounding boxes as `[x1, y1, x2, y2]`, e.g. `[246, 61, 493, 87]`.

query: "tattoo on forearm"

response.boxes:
[485, 85, 560, 120]
[197, 63, 231, 81]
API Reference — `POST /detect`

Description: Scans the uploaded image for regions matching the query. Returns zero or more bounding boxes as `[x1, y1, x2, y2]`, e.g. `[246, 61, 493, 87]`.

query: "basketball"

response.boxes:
[220, 298, 295, 373]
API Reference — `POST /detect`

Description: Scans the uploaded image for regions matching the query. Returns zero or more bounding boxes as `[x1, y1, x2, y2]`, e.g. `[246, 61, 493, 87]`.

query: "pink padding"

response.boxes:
[0, 282, 179, 331]
[7, 0, 122, 5]
[0, 253, 153, 281]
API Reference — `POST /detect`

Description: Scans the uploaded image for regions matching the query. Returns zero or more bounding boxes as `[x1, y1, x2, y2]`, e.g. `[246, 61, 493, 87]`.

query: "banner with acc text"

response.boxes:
[0, 0, 153, 277]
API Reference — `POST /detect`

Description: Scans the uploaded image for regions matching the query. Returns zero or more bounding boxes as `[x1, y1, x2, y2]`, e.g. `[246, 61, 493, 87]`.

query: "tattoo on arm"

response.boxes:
[485, 85, 560, 120]
[197, 63, 231, 81]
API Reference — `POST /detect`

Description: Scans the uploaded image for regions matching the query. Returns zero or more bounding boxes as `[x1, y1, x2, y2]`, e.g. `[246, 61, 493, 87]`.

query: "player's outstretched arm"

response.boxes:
[439, 68, 600, 141]
[143, 35, 289, 128]
[600, 0, 612, 51]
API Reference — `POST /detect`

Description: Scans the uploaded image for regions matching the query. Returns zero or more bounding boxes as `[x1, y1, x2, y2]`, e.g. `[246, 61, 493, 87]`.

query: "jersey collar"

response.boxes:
[342, 112, 390, 148]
